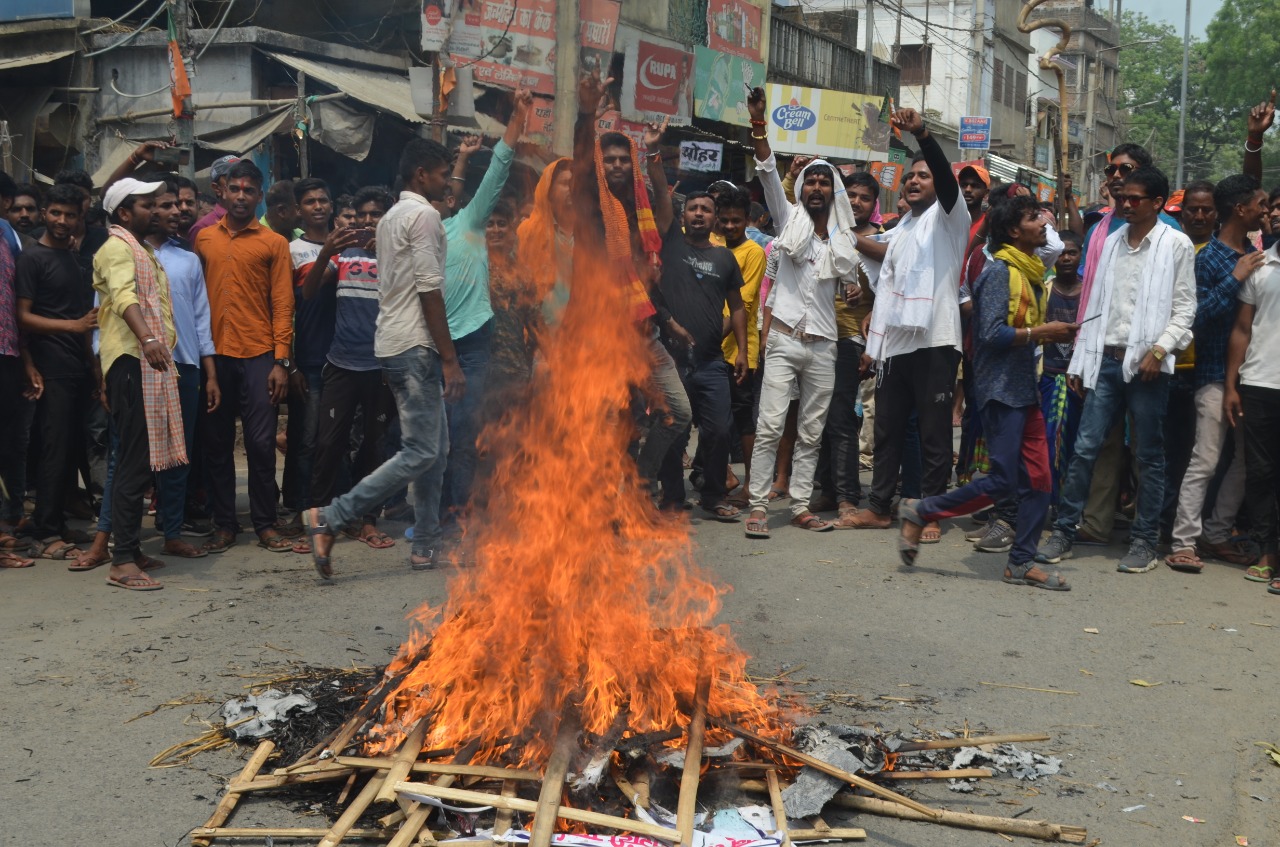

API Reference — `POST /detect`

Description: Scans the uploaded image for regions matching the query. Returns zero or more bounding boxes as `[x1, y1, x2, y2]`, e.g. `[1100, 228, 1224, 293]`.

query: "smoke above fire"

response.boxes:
[363, 202, 786, 765]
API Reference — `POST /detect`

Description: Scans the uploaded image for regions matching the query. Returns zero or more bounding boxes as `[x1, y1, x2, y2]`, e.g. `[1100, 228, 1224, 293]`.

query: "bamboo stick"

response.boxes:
[378, 719, 430, 804]
[880, 768, 992, 780]
[711, 720, 941, 820]
[190, 828, 385, 839]
[230, 767, 356, 793]
[394, 781, 681, 842]
[319, 774, 387, 847]
[388, 805, 432, 847]
[334, 757, 540, 780]
[765, 769, 790, 847]
[493, 779, 518, 835]
[785, 829, 866, 841]
[739, 781, 1086, 843]
[192, 740, 275, 847]
[677, 671, 711, 847]
[530, 724, 577, 847]
[897, 734, 1050, 752]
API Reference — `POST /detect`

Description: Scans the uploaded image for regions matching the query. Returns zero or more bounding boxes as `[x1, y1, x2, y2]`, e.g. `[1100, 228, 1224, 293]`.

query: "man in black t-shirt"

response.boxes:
[654, 191, 748, 519]
[15, 184, 100, 559]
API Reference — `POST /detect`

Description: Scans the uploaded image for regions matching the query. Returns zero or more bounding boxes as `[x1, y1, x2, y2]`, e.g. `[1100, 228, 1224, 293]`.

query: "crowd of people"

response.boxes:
[1, 79, 1279, 598]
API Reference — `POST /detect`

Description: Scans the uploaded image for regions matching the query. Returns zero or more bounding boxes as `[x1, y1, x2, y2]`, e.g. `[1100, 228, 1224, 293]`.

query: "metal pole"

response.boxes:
[295, 71, 309, 178]
[173, 0, 196, 179]
[552, 0, 580, 157]
[0, 120, 12, 175]
[864, 0, 874, 93]
[1175, 0, 1190, 186]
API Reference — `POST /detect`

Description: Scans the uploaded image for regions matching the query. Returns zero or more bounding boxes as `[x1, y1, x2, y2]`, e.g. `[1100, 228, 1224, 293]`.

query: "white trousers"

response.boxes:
[1171, 382, 1246, 549]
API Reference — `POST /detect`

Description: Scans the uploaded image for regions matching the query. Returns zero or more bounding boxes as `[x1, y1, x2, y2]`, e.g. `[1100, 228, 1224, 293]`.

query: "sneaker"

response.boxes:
[975, 519, 1015, 554]
[1117, 539, 1158, 574]
[181, 520, 213, 538]
[1036, 530, 1074, 564]
[965, 518, 994, 542]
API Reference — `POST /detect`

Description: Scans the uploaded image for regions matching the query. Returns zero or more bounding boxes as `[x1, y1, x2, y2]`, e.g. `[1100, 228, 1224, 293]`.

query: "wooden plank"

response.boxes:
[896, 734, 1050, 753]
[319, 774, 386, 847]
[765, 769, 790, 847]
[785, 829, 866, 841]
[677, 671, 711, 847]
[387, 804, 432, 847]
[229, 767, 353, 793]
[334, 757, 540, 781]
[493, 779, 518, 835]
[530, 726, 576, 847]
[394, 781, 681, 842]
[711, 719, 941, 820]
[192, 740, 275, 846]
[377, 719, 430, 804]
[191, 828, 385, 839]
[880, 768, 992, 781]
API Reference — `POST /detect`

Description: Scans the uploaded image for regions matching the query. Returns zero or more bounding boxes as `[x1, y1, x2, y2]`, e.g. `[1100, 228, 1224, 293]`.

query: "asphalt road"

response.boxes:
[1, 488, 1277, 846]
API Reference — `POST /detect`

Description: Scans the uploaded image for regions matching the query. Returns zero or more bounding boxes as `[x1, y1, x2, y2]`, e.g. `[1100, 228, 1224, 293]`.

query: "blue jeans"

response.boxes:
[659, 357, 734, 505]
[1053, 356, 1170, 545]
[155, 363, 202, 539]
[635, 331, 693, 490]
[441, 319, 492, 524]
[325, 346, 448, 557]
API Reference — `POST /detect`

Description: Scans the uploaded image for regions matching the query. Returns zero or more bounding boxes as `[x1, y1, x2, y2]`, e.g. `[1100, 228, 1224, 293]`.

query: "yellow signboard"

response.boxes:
[764, 83, 890, 161]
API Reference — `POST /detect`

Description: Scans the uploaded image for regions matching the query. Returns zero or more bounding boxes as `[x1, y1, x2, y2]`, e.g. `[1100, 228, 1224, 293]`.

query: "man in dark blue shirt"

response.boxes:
[898, 195, 1078, 590]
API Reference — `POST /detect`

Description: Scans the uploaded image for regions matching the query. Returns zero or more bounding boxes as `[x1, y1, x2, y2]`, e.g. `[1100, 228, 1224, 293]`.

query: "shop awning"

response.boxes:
[0, 49, 74, 71]
[263, 51, 424, 124]
[197, 104, 294, 153]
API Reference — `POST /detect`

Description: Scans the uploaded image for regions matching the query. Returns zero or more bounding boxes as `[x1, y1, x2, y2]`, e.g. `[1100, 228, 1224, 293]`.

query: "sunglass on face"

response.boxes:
[1114, 193, 1152, 206]
[1104, 162, 1137, 178]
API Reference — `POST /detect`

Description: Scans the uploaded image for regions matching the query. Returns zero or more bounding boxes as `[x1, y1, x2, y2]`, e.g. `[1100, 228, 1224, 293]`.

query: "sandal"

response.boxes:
[744, 511, 771, 539]
[0, 550, 35, 568]
[1164, 548, 1203, 574]
[304, 507, 336, 579]
[37, 539, 81, 560]
[161, 539, 207, 559]
[897, 499, 925, 566]
[106, 572, 163, 591]
[256, 531, 294, 553]
[842, 508, 893, 529]
[137, 554, 166, 571]
[1198, 537, 1261, 567]
[1269, 578, 1280, 596]
[1244, 564, 1274, 583]
[1003, 562, 1071, 591]
[920, 521, 942, 544]
[68, 550, 111, 571]
[767, 487, 789, 502]
[790, 512, 834, 532]
[291, 538, 312, 554]
[203, 529, 237, 554]
[702, 502, 742, 523]
[0, 532, 33, 553]
[343, 526, 396, 549]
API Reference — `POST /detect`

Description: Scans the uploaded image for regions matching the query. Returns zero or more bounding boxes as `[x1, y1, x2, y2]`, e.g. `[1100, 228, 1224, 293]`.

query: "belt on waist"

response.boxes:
[771, 320, 828, 343]
[1102, 345, 1126, 360]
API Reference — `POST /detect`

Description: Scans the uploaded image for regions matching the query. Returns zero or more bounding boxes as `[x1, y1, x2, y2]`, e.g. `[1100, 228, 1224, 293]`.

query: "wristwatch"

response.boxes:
[1150, 346, 1167, 362]
[275, 357, 292, 370]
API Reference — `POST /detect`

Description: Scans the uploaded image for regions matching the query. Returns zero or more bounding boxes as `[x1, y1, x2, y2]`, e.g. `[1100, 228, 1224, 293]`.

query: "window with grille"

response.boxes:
[900, 44, 932, 86]
[993, 57, 1004, 103]
[1015, 71, 1028, 108]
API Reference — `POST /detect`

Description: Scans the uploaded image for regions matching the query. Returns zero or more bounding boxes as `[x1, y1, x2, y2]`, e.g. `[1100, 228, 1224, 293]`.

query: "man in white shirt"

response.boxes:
[1037, 166, 1196, 574]
[1224, 238, 1280, 595]
[306, 138, 464, 578]
[847, 109, 970, 537]
[742, 88, 865, 538]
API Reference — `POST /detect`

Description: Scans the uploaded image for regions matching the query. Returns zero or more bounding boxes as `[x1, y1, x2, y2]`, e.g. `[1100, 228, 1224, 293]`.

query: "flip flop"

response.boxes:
[744, 512, 771, 539]
[1164, 548, 1203, 574]
[1245, 564, 1274, 583]
[0, 551, 35, 568]
[920, 521, 942, 544]
[106, 572, 163, 591]
[702, 503, 742, 523]
[344, 526, 396, 549]
[257, 533, 294, 553]
[304, 507, 336, 580]
[1269, 578, 1280, 596]
[291, 538, 312, 554]
[1003, 562, 1071, 591]
[790, 512, 834, 532]
[68, 551, 111, 572]
[37, 539, 81, 561]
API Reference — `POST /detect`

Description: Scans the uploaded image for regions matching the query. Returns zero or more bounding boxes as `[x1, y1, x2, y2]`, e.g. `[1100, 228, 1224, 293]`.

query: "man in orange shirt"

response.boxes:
[194, 160, 296, 553]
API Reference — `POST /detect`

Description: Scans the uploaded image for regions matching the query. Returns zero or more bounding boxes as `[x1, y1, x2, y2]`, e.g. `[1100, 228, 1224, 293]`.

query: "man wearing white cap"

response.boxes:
[92, 178, 187, 590]
[742, 87, 866, 538]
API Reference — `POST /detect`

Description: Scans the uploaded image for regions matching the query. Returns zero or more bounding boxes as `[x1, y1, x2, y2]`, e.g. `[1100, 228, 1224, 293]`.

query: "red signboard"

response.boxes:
[633, 40, 693, 116]
[707, 0, 763, 62]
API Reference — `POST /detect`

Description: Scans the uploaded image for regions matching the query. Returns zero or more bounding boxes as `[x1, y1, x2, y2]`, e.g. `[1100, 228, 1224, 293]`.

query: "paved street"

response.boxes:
[1, 494, 1277, 845]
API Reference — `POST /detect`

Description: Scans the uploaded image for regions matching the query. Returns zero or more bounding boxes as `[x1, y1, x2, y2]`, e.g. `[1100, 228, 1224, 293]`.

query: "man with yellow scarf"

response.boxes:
[898, 195, 1079, 590]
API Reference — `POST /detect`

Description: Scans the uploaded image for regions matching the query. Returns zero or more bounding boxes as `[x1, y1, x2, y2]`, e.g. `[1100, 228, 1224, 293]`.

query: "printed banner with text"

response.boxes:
[624, 38, 694, 123]
[447, 0, 557, 95]
[764, 83, 890, 160]
[679, 140, 723, 172]
[692, 46, 765, 126]
[706, 0, 763, 62]
[579, 0, 621, 79]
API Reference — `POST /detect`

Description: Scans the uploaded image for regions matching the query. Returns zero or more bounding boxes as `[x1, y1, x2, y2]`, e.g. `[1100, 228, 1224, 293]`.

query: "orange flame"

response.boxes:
[364, 236, 784, 765]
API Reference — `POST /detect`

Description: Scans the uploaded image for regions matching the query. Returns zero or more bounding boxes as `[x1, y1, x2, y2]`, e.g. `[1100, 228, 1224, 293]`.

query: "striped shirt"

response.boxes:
[327, 248, 380, 372]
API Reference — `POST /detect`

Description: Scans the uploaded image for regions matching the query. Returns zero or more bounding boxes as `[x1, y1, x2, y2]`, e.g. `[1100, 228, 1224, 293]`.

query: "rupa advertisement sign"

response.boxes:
[620, 33, 693, 124]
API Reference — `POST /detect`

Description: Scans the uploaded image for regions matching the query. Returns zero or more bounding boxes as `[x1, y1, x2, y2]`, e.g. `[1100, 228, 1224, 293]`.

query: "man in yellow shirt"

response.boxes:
[716, 187, 765, 502]
[93, 178, 183, 591]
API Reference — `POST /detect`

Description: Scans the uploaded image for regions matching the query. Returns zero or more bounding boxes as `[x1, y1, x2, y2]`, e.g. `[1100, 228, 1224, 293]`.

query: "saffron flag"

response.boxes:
[168, 9, 192, 118]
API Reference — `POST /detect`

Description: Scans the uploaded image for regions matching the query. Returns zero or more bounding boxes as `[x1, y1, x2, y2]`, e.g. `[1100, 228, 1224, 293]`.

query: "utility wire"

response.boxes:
[84, 0, 167, 57]
[80, 0, 156, 35]
[195, 0, 240, 61]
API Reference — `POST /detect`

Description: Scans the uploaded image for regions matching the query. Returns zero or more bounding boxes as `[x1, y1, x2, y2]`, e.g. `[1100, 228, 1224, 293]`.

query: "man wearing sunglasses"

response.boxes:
[1036, 166, 1196, 575]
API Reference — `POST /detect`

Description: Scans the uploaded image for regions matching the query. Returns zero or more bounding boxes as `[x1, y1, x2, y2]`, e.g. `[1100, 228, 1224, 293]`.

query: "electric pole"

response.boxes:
[172, 0, 196, 179]
[1175, 0, 1190, 187]
[552, 0, 580, 156]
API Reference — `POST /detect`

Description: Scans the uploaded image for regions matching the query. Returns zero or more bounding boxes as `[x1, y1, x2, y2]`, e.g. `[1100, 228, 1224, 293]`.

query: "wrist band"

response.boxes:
[751, 132, 768, 140]
[1245, 139, 1263, 153]
[141, 336, 158, 345]
[449, 176, 465, 182]
[749, 118, 766, 126]
[645, 150, 661, 160]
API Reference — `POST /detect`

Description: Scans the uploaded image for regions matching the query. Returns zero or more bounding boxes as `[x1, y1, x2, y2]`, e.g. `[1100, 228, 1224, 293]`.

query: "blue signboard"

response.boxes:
[1, 0, 88, 23]
[958, 116, 992, 150]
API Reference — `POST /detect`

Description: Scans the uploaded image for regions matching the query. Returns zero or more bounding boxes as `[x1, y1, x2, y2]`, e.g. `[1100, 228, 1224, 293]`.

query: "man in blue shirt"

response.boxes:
[436, 89, 531, 531]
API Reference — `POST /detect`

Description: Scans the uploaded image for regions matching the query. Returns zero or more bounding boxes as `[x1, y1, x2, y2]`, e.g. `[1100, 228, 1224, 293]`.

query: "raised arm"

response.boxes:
[893, 108, 959, 213]
[642, 119, 673, 236]
[1244, 90, 1274, 184]
[746, 87, 790, 232]
[455, 90, 531, 234]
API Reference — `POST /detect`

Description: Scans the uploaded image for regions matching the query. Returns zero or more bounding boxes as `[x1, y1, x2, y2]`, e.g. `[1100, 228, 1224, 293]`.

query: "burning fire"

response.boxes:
[364, 245, 787, 765]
